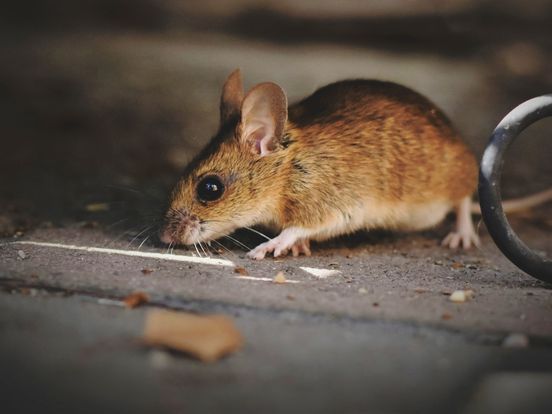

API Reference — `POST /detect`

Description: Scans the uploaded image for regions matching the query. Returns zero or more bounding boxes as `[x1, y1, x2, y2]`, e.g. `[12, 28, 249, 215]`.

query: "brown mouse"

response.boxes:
[159, 69, 550, 259]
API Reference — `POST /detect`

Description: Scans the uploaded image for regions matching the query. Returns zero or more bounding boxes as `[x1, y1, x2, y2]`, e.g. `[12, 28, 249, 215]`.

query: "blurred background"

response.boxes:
[1, 0, 551, 237]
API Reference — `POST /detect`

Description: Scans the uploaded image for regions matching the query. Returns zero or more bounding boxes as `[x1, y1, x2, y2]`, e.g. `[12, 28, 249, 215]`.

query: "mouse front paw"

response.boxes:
[246, 229, 311, 260]
[247, 239, 287, 260]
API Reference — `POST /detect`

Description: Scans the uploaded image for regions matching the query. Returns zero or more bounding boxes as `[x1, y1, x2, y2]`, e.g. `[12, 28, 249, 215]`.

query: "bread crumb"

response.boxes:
[273, 271, 287, 284]
[143, 309, 243, 362]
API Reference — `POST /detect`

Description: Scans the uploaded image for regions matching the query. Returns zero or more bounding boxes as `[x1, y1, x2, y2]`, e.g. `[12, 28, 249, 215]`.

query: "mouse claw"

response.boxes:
[246, 246, 269, 260]
[443, 196, 480, 250]
[291, 239, 311, 257]
[441, 231, 480, 250]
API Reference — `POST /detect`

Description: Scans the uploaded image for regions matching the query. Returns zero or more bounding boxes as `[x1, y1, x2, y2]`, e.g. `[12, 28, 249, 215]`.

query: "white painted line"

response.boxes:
[234, 275, 300, 284]
[11, 241, 235, 267]
[300, 266, 341, 279]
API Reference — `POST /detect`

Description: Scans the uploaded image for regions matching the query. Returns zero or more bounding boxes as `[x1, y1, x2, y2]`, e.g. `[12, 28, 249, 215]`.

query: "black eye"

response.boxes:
[196, 175, 225, 202]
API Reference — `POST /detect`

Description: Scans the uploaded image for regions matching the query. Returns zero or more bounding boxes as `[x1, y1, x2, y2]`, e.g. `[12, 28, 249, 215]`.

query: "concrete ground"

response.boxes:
[1, 214, 551, 414]
[1, 1, 552, 413]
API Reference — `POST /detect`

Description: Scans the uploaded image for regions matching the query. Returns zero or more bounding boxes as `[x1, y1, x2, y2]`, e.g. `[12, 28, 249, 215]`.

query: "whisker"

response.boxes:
[198, 241, 209, 257]
[127, 225, 154, 248]
[105, 184, 163, 201]
[211, 239, 238, 259]
[242, 226, 272, 241]
[193, 242, 201, 257]
[165, 241, 174, 255]
[222, 235, 251, 251]
[104, 225, 143, 248]
[105, 217, 131, 231]
[138, 235, 151, 250]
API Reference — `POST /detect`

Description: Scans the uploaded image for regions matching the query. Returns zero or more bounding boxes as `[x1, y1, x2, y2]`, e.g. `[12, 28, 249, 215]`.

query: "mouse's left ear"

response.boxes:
[240, 82, 288, 156]
[220, 69, 244, 125]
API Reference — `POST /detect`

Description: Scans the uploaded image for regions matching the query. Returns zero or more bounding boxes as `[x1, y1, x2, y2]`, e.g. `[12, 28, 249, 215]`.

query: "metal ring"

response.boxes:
[479, 94, 552, 283]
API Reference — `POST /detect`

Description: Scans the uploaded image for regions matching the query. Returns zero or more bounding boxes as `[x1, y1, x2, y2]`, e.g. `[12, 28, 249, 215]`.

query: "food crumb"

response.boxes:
[17, 250, 27, 260]
[143, 309, 243, 362]
[141, 268, 154, 275]
[273, 271, 287, 284]
[449, 289, 474, 303]
[234, 266, 248, 276]
[84, 202, 110, 212]
[358, 287, 368, 294]
[451, 262, 464, 269]
[441, 312, 453, 320]
[123, 292, 149, 309]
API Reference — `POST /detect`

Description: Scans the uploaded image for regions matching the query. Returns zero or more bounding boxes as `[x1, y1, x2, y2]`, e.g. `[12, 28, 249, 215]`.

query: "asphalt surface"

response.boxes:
[1, 215, 551, 414]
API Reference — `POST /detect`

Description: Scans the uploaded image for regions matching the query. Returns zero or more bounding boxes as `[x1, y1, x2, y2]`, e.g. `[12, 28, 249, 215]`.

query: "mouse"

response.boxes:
[159, 69, 552, 259]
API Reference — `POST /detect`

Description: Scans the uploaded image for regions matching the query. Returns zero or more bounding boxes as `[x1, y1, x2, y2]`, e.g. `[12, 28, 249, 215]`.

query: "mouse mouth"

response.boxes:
[160, 208, 201, 245]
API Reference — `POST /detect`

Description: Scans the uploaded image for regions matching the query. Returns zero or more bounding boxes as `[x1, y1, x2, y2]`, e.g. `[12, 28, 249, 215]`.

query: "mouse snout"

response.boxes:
[159, 208, 200, 245]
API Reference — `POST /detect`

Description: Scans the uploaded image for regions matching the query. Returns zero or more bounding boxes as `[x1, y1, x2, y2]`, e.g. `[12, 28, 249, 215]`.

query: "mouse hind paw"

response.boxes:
[442, 196, 480, 250]
[441, 230, 480, 249]
[291, 239, 311, 257]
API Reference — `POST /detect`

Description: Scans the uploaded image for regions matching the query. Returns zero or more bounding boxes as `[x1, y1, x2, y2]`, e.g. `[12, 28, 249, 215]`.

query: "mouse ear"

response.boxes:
[220, 69, 244, 125]
[240, 82, 288, 156]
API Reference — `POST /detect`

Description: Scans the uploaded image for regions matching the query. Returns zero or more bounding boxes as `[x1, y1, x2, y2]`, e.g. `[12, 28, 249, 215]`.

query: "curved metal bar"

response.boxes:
[479, 94, 552, 283]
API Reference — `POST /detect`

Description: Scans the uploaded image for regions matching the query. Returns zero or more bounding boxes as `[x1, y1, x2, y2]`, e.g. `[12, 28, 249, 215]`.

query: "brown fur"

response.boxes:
[161, 73, 477, 246]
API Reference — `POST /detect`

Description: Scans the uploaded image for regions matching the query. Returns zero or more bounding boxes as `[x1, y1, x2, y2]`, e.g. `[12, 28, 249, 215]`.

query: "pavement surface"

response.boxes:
[1, 1, 552, 413]
[1, 214, 551, 414]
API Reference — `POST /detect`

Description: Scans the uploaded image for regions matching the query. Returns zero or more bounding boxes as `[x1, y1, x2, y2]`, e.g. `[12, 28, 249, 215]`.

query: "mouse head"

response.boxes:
[160, 69, 288, 246]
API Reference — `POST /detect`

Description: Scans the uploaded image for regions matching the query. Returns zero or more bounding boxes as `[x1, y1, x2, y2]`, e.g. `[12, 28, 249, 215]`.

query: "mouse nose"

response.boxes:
[160, 208, 200, 245]
[159, 227, 173, 244]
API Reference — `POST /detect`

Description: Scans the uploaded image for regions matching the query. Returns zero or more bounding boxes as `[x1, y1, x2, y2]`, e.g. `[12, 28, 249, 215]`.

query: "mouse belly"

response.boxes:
[248, 199, 456, 259]
[310, 198, 453, 241]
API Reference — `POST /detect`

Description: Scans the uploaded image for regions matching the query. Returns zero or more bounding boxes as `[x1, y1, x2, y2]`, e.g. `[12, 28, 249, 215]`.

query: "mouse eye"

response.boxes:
[196, 175, 225, 203]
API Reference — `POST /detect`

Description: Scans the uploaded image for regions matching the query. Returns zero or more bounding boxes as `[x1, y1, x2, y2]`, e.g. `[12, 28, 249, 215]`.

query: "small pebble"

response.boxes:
[449, 289, 474, 303]
[502, 333, 529, 348]
[84, 202, 110, 212]
[17, 250, 27, 260]
[273, 271, 287, 284]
